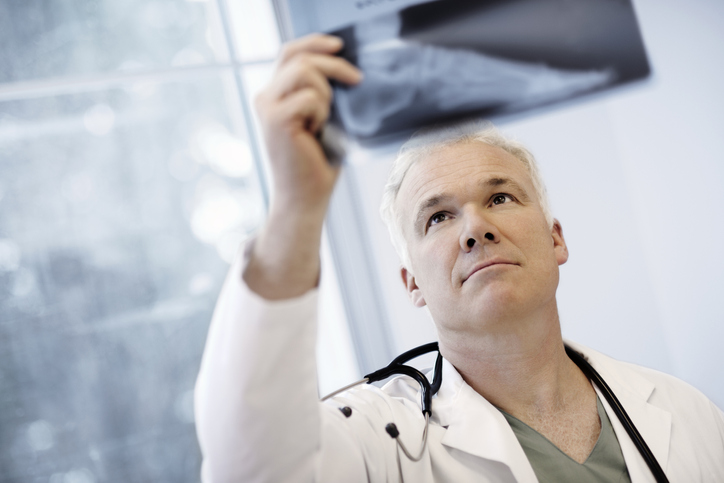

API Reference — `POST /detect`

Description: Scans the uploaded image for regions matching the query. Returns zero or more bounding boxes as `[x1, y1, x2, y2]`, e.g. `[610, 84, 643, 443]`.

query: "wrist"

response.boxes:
[272, 186, 334, 218]
[269, 198, 329, 224]
[243, 204, 326, 300]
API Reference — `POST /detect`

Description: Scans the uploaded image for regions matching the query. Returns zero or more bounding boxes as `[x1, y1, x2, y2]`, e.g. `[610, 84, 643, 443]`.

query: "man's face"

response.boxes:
[395, 141, 568, 336]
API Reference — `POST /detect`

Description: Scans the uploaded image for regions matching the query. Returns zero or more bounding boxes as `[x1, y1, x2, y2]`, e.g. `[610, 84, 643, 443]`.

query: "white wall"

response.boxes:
[349, 0, 724, 407]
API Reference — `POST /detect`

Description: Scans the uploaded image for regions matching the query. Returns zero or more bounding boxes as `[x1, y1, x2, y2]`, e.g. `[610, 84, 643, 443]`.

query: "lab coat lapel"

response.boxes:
[435, 360, 538, 483]
[567, 342, 672, 483]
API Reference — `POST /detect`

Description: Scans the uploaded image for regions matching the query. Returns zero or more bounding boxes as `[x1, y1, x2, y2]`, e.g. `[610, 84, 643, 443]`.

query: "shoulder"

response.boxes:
[567, 340, 724, 427]
[325, 375, 425, 417]
[321, 374, 428, 448]
[571, 342, 724, 480]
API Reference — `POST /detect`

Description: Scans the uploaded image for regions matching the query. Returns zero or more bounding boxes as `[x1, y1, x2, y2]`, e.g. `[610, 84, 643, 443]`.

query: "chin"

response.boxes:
[471, 289, 531, 323]
[431, 294, 523, 334]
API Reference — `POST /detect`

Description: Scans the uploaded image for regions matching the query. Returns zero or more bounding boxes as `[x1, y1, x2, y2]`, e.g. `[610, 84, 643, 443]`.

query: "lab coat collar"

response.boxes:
[433, 358, 538, 482]
[564, 341, 671, 483]
[431, 341, 672, 483]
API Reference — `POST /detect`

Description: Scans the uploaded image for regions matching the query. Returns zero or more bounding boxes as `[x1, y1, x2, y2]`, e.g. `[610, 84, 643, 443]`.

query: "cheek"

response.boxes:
[521, 230, 559, 275]
[410, 237, 457, 289]
[514, 216, 552, 248]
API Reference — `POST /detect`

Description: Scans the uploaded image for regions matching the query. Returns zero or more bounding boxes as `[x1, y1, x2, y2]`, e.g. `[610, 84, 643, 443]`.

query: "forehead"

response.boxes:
[396, 141, 533, 213]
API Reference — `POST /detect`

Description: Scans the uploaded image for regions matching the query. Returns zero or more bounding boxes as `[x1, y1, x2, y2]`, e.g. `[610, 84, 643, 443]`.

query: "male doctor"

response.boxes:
[194, 34, 724, 482]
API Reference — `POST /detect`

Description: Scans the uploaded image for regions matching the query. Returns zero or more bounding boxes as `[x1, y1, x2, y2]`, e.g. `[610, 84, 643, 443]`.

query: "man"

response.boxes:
[194, 34, 724, 482]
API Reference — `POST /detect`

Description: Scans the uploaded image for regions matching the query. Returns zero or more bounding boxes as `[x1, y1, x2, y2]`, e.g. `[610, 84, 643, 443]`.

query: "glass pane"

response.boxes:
[228, 0, 281, 62]
[0, 0, 229, 84]
[0, 72, 265, 482]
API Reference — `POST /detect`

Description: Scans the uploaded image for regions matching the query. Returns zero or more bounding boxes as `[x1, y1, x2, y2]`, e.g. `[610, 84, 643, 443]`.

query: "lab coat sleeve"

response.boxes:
[710, 400, 724, 453]
[194, 245, 390, 483]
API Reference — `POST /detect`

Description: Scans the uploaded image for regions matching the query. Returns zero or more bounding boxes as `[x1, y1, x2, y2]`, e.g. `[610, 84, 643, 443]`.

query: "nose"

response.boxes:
[459, 207, 500, 252]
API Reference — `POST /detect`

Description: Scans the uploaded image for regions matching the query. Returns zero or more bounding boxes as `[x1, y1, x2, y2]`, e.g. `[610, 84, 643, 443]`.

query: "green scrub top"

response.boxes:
[500, 396, 631, 483]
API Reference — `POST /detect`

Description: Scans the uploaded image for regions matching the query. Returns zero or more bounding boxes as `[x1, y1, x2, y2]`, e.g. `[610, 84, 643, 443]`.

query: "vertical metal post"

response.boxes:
[214, 0, 271, 210]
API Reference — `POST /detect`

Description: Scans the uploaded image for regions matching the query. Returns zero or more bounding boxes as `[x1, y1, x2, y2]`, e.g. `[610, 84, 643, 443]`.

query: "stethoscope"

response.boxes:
[322, 342, 670, 483]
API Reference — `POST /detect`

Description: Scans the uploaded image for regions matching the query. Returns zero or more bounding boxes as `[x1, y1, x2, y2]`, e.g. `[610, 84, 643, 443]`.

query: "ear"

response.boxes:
[400, 267, 427, 308]
[551, 219, 569, 266]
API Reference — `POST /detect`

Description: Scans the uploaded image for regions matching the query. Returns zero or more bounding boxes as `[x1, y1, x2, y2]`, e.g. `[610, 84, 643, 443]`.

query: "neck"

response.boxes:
[438, 302, 591, 421]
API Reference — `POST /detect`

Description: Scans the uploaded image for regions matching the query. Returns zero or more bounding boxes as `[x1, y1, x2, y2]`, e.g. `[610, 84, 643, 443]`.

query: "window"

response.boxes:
[0, 1, 317, 481]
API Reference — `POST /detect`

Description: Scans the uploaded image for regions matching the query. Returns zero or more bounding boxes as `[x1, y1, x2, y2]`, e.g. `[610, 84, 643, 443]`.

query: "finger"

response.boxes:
[299, 53, 362, 86]
[275, 87, 330, 135]
[267, 59, 333, 105]
[270, 53, 361, 100]
[278, 34, 345, 64]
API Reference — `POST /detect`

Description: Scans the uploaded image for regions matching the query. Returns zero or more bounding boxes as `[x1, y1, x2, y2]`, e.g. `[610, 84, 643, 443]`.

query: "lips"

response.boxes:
[463, 259, 517, 283]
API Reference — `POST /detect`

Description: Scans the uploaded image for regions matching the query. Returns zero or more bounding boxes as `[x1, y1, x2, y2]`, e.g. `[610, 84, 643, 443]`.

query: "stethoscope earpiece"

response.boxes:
[385, 423, 400, 438]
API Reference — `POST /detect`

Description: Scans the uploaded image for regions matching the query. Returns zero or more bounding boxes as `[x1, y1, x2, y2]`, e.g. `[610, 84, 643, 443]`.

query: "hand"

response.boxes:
[245, 34, 362, 300]
[255, 34, 362, 213]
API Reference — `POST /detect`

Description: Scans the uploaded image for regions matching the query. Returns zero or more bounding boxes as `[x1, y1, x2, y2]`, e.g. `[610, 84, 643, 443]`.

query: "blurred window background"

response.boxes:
[0, 1, 356, 482]
[6, 0, 722, 481]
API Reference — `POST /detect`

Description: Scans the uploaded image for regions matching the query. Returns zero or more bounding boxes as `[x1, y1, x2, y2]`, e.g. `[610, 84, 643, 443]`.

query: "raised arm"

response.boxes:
[245, 34, 362, 300]
[194, 35, 365, 483]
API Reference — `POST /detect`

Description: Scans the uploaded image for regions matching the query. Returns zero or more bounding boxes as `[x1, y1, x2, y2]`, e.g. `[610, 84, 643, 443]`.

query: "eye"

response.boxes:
[428, 212, 449, 227]
[491, 194, 514, 205]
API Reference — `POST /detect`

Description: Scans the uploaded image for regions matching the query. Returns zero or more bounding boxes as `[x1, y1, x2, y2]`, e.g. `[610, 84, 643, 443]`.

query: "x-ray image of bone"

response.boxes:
[334, 13, 615, 138]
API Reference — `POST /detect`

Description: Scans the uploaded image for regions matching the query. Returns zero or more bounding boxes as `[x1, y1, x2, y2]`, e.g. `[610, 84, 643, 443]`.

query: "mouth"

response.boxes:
[463, 259, 517, 283]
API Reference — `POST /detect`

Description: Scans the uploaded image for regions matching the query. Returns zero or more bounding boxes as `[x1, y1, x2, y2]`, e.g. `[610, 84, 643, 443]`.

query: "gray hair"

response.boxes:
[379, 121, 553, 270]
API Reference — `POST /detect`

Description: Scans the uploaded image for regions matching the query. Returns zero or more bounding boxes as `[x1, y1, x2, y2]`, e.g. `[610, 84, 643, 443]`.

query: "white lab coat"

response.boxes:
[195, 252, 724, 483]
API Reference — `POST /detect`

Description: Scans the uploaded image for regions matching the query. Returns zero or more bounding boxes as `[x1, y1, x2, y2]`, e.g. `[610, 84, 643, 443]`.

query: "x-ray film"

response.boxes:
[276, 0, 650, 142]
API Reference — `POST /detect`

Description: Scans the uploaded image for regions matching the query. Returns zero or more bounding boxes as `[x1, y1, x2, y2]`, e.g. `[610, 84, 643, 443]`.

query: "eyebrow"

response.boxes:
[413, 194, 453, 231]
[412, 177, 531, 232]
[482, 177, 531, 200]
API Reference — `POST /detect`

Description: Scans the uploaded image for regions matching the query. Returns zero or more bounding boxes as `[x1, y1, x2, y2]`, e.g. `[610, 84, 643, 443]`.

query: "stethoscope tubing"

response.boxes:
[565, 346, 669, 483]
